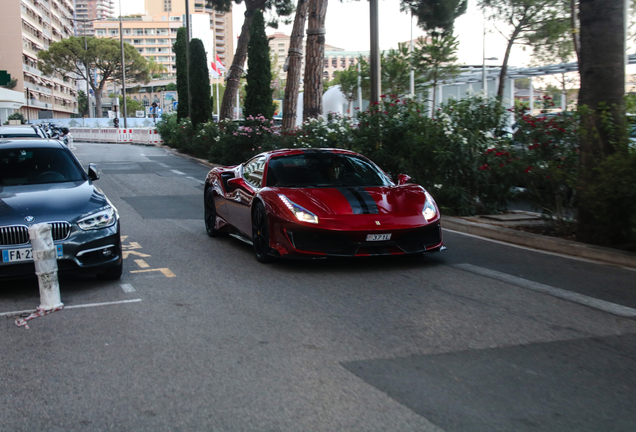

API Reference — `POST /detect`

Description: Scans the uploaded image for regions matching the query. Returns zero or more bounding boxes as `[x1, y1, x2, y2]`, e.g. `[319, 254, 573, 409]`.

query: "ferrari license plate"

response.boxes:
[2, 245, 63, 263]
[366, 233, 391, 242]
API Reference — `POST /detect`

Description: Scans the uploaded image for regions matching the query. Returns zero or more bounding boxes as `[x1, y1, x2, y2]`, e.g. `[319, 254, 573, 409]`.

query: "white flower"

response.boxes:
[434, 184, 443, 189]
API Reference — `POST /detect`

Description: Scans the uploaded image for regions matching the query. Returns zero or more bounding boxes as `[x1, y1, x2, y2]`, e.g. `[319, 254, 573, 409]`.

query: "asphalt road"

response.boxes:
[1, 142, 635, 432]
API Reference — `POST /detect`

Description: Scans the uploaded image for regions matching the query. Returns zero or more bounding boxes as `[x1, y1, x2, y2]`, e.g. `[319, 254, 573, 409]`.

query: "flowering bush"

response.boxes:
[513, 99, 579, 234]
[209, 115, 280, 165]
[283, 113, 356, 149]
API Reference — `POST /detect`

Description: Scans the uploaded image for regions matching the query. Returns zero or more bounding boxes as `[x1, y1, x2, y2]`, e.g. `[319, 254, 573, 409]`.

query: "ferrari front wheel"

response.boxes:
[252, 202, 272, 263]
[204, 187, 221, 237]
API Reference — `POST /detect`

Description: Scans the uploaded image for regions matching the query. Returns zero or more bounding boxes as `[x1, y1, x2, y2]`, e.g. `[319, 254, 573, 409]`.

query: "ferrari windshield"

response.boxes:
[0, 147, 86, 186]
[266, 153, 392, 188]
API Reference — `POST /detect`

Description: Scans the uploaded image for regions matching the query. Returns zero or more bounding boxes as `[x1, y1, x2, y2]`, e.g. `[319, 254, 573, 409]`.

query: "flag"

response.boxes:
[215, 54, 227, 72]
[210, 61, 220, 78]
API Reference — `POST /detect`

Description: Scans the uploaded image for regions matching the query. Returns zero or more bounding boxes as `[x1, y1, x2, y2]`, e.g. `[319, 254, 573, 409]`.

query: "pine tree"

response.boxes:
[188, 38, 212, 127]
[173, 27, 189, 122]
[244, 9, 275, 120]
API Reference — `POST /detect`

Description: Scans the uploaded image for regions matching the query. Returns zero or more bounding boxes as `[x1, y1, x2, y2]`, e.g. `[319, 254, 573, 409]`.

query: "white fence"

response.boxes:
[70, 128, 164, 146]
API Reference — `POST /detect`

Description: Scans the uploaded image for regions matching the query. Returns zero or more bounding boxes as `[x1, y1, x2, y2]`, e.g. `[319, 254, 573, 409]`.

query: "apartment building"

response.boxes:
[73, 0, 115, 36]
[268, 32, 368, 84]
[94, 0, 233, 79]
[0, 0, 80, 121]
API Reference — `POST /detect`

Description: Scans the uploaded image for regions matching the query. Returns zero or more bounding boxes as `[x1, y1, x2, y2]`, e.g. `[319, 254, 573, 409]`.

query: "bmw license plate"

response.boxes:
[366, 233, 391, 242]
[2, 245, 63, 263]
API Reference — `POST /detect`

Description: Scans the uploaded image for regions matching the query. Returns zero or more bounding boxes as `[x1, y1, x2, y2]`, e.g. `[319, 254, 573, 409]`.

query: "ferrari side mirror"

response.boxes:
[227, 177, 245, 191]
[397, 174, 411, 185]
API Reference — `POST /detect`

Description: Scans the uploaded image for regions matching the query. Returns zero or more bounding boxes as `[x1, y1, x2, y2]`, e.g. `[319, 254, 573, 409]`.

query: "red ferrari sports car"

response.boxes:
[204, 148, 444, 262]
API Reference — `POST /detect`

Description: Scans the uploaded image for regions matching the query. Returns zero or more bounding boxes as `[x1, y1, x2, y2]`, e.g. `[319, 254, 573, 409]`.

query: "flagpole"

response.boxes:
[216, 73, 221, 119]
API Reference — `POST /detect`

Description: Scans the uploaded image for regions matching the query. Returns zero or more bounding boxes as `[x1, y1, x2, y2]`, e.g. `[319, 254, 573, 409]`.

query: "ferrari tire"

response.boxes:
[204, 187, 221, 237]
[252, 202, 272, 263]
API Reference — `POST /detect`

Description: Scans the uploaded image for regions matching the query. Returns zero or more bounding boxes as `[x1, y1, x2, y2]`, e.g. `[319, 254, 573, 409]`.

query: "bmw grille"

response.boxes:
[0, 223, 71, 246]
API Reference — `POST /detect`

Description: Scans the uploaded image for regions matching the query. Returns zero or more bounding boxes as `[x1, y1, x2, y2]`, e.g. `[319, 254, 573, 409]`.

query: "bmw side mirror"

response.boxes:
[397, 174, 411, 185]
[88, 163, 100, 181]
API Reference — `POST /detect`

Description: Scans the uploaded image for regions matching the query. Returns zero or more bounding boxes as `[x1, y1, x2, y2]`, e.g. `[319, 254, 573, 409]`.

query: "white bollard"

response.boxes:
[28, 223, 63, 310]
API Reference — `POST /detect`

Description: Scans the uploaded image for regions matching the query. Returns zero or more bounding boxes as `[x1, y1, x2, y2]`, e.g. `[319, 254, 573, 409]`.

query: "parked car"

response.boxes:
[203, 148, 444, 262]
[0, 139, 122, 280]
[0, 125, 47, 139]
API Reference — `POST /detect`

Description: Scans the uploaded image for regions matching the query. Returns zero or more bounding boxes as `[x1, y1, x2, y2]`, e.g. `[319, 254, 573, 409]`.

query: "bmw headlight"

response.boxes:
[278, 194, 319, 224]
[78, 206, 117, 230]
[422, 191, 438, 222]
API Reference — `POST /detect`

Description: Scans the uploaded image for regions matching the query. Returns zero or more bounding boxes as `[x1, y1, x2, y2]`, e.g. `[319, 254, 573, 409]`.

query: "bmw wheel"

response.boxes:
[252, 202, 272, 263]
[204, 187, 221, 237]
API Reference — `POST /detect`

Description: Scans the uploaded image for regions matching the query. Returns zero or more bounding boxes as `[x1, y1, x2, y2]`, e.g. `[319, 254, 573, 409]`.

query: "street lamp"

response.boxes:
[118, 0, 127, 128]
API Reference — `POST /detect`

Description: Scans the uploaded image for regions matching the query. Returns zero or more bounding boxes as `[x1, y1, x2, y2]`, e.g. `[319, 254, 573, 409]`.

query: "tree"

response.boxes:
[146, 58, 168, 78]
[173, 27, 189, 122]
[214, 0, 294, 120]
[37, 36, 148, 118]
[478, 0, 567, 99]
[332, 67, 360, 115]
[382, 43, 418, 96]
[244, 10, 276, 120]
[576, 0, 628, 245]
[401, 0, 467, 34]
[412, 32, 460, 113]
[188, 38, 213, 128]
[77, 90, 88, 117]
[282, 0, 310, 131]
[303, 0, 328, 120]
[115, 95, 144, 117]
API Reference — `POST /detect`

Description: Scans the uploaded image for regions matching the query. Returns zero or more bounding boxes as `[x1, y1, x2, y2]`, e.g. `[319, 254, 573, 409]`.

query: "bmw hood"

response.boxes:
[278, 184, 430, 217]
[0, 181, 110, 225]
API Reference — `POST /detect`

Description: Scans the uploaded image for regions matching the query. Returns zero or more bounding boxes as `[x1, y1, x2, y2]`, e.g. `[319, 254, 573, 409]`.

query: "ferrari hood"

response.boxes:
[279, 184, 428, 216]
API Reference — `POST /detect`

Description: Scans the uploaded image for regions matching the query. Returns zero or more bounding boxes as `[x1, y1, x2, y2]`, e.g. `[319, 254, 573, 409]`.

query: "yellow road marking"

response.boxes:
[123, 242, 143, 250]
[130, 268, 176, 277]
[122, 250, 151, 259]
[134, 259, 150, 268]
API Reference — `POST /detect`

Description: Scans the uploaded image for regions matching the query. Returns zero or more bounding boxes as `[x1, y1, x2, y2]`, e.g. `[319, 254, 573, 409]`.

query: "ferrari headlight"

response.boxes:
[278, 194, 319, 224]
[78, 206, 117, 230]
[422, 191, 438, 222]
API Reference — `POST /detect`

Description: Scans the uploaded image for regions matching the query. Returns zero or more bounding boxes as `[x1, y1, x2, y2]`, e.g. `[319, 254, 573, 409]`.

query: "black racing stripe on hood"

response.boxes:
[338, 188, 366, 214]
[349, 188, 379, 214]
[337, 187, 379, 214]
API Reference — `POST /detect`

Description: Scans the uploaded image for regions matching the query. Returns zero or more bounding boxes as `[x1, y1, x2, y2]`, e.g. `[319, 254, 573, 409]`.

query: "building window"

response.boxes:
[96, 29, 106, 36]
[164, 0, 171, 11]
[133, 28, 144, 36]
[108, 29, 118, 36]
[145, 39, 156, 45]
[145, 29, 156, 35]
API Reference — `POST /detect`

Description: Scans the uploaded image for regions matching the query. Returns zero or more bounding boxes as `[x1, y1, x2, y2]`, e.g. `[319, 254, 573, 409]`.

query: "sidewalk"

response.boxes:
[443, 214, 636, 270]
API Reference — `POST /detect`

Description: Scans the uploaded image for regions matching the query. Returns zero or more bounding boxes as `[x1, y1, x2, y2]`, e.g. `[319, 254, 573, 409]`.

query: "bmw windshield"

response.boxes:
[0, 147, 86, 186]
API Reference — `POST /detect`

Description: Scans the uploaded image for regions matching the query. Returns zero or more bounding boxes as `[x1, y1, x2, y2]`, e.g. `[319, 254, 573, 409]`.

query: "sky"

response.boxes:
[117, 0, 532, 68]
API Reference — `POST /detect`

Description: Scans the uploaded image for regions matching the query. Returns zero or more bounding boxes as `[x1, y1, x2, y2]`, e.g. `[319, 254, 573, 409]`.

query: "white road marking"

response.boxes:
[187, 176, 205, 184]
[171, 169, 186, 175]
[453, 263, 636, 318]
[443, 228, 636, 272]
[0, 299, 142, 317]
[158, 162, 170, 167]
[120, 283, 136, 293]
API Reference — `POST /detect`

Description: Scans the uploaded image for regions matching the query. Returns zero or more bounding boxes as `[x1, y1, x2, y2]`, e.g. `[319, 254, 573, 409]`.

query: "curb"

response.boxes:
[443, 216, 636, 270]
